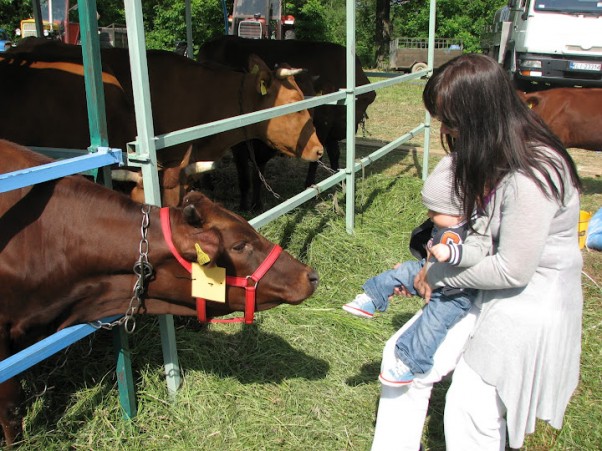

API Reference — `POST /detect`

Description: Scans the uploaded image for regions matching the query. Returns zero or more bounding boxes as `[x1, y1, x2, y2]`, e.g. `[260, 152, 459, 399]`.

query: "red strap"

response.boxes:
[161, 206, 282, 325]
[160, 207, 191, 272]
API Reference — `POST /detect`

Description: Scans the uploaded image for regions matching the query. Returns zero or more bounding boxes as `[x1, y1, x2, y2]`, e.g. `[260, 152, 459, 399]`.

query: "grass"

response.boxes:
[14, 81, 602, 450]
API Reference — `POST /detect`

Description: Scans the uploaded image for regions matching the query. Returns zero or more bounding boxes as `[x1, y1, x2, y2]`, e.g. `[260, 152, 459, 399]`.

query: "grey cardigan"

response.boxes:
[427, 152, 583, 448]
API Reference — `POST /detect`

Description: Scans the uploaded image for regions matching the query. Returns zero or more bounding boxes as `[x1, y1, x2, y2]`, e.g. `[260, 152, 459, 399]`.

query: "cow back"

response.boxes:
[198, 36, 376, 139]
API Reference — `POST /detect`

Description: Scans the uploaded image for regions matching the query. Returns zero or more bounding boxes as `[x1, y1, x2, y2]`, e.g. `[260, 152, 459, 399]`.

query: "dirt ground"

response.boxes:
[355, 138, 601, 179]
[568, 148, 602, 179]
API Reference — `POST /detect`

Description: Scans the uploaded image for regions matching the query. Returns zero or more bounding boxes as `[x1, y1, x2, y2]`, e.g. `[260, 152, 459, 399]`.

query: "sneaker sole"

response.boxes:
[342, 305, 374, 319]
[378, 373, 413, 387]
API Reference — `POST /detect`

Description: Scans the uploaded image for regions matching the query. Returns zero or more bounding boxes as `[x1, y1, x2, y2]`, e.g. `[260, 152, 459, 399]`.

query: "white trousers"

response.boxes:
[370, 305, 506, 451]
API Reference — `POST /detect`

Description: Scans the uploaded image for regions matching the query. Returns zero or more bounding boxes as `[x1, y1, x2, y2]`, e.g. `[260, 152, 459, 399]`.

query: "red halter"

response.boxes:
[160, 207, 283, 324]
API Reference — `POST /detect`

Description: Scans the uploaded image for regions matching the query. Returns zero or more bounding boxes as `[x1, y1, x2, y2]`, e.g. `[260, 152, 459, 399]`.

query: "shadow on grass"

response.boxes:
[346, 361, 382, 386]
[19, 317, 328, 443]
[582, 177, 602, 196]
[173, 322, 329, 384]
[277, 205, 331, 257]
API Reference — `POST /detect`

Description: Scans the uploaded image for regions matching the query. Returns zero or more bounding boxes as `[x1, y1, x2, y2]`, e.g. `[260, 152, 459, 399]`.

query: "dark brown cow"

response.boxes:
[198, 36, 377, 210]
[0, 39, 324, 206]
[521, 87, 602, 151]
[0, 140, 318, 446]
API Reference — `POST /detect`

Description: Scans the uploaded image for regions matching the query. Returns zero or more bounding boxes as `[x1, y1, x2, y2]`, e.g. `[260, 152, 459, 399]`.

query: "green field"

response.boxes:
[15, 81, 602, 450]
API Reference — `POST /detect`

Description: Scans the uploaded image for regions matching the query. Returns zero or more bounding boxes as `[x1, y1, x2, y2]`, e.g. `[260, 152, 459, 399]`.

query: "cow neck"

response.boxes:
[159, 207, 283, 325]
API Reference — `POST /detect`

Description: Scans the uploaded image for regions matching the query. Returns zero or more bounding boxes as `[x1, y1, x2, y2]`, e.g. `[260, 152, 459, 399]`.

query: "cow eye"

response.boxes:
[232, 241, 247, 252]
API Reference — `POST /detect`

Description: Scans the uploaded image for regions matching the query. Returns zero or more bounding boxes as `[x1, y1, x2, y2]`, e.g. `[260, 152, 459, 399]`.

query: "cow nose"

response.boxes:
[308, 269, 319, 288]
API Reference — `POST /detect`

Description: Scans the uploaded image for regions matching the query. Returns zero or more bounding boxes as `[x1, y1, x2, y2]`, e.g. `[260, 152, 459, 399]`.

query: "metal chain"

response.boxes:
[238, 72, 283, 201]
[245, 140, 282, 200]
[91, 205, 154, 333]
[315, 158, 337, 176]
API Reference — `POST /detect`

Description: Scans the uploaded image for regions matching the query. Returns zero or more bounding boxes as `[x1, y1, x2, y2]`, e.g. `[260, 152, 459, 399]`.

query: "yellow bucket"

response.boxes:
[578, 210, 592, 249]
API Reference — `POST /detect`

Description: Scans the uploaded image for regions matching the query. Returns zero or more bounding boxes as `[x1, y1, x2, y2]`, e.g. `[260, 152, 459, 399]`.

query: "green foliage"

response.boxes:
[391, 0, 508, 53]
[293, 0, 329, 41]
[0, 0, 34, 36]
[357, 0, 377, 67]
[144, 0, 227, 51]
[2, 1, 511, 59]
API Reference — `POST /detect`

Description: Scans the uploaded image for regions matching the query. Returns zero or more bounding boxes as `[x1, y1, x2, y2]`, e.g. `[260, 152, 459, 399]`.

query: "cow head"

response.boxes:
[245, 54, 323, 162]
[167, 191, 319, 319]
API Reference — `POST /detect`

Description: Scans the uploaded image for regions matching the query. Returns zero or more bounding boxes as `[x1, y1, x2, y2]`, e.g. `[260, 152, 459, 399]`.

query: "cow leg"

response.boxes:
[248, 143, 277, 212]
[304, 162, 319, 188]
[250, 159, 268, 211]
[326, 138, 341, 171]
[0, 326, 23, 447]
[232, 144, 252, 211]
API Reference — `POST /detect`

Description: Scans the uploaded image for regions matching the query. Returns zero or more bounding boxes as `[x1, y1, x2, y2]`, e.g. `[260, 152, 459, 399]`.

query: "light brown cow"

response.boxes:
[522, 87, 602, 151]
[0, 40, 324, 206]
[0, 140, 319, 446]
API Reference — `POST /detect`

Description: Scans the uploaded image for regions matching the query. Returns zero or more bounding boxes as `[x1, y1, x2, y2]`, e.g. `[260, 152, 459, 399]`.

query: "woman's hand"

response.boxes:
[414, 266, 432, 303]
[388, 263, 413, 300]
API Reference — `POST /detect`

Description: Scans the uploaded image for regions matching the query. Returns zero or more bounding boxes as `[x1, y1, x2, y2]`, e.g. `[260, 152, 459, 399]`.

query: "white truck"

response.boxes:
[481, 0, 602, 89]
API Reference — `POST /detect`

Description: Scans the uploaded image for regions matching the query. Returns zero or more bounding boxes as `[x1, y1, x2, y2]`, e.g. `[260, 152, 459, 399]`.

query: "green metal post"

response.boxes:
[344, 0, 357, 235]
[112, 326, 137, 418]
[123, 0, 182, 399]
[185, 0, 194, 58]
[422, 0, 437, 180]
[31, 0, 44, 37]
[77, 0, 110, 183]
[77, 0, 136, 418]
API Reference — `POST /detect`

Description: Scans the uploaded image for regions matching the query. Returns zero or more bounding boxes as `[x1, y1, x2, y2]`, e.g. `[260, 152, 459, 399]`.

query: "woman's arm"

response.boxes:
[426, 172, 559, 290]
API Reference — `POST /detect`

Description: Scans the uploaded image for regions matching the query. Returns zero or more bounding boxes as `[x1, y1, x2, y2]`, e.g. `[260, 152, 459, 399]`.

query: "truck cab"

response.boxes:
[483, 0, 602, 89]
[229, 0, 295, 40]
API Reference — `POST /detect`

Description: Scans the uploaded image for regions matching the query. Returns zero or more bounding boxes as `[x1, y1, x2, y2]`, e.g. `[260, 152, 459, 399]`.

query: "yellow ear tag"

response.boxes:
[260, 80, 267, 96]
[195, 243, 211, 265]
[192, 263, 226, 303]
[251, 64, 259, 75]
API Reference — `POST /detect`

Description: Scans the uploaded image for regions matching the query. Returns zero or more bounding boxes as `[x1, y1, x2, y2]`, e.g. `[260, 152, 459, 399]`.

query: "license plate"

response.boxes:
[569, 61, 601, 71]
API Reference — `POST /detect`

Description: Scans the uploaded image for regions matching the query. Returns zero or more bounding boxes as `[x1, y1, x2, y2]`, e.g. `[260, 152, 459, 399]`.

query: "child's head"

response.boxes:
[421, 154, 463, 228]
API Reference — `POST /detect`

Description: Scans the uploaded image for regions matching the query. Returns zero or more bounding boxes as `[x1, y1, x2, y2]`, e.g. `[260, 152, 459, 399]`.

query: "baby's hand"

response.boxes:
[430, 243, 451, 262]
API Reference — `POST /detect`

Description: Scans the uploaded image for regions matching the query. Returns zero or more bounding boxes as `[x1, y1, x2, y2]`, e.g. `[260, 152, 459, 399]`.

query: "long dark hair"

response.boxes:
[422, 54, 581, 221]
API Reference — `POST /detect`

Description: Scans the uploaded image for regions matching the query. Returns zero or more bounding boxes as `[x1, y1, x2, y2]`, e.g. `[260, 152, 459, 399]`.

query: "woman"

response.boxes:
[371, 54, 583, 450]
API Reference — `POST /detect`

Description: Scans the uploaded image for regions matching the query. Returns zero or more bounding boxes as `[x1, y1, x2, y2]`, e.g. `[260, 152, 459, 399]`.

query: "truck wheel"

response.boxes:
[411, 62, 428, 73]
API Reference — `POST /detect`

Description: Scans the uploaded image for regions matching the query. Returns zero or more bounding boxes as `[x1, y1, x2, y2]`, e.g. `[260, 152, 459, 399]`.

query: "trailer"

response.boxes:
[388, 37, 463, 73]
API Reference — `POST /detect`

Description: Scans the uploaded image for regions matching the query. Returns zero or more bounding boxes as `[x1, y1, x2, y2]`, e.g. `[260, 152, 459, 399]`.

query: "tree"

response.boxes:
[144, 0, 227, 51]
[1, 0, 37, 36]
[389, 0, 507, 53]
[290, 0, 329, 41]
[374, 0, 391, 69]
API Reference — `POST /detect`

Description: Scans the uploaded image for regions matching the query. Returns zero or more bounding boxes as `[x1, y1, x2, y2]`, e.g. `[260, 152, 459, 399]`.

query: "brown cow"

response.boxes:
[0, 140, 319, 446]
[0, 39, 324, 206]
[521, 87, 602, 151]
[198, 36, 377, 210]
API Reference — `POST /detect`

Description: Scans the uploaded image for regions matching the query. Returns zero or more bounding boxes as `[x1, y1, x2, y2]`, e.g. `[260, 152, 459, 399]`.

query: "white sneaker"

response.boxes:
[379, 358, 414, 386]
[342, 293, 376, 319]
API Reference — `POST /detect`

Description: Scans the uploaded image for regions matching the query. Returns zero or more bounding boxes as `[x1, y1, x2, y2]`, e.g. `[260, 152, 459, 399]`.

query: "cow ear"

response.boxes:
[248, 54, 272, 95]
[183, 204, 203, 227]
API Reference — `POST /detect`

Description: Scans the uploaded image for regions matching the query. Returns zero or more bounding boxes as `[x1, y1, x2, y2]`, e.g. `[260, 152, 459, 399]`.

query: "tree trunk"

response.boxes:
[375, 0, 391, 70]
